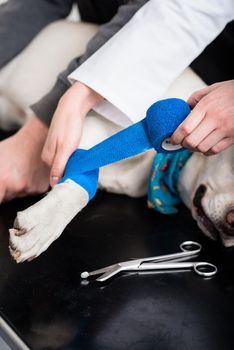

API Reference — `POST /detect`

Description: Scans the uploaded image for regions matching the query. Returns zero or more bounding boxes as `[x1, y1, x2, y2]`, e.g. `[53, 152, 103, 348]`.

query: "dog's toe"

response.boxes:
[16, 250, 36, 263]
[14, 211, 34, 233]
[9, 246, 21, 262]
[14, 228, 27, 237]
[15, 237, 49, 263]
[9, 227, 40, 258]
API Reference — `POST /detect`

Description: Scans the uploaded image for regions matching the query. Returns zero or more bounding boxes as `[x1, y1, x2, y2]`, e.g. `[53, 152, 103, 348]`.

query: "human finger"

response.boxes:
[204, 138, 233, 156]
[182, 117, 216, 151]
[196, 129, 225, 154]
[187, 83, 221, 108]
[170, 103, 206, 145]
[49, 145, 73, 187]
[41, 136, 57, 168]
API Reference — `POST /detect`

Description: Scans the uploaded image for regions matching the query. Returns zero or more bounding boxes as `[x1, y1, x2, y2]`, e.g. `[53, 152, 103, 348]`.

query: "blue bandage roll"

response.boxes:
[60, 98, 190, 200]
[145, 98, 190, 152]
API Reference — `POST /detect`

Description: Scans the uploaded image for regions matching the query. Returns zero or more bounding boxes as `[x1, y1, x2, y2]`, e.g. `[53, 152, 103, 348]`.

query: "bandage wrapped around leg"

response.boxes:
[60, 98, 190, 200]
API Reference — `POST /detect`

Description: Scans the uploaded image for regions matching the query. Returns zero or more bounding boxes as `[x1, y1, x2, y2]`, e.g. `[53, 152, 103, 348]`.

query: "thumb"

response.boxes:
[50, 147, 72, 187]
[187, 90, 206, 109]
[187, 83, 219, 109]
[187, 84, 214, 108]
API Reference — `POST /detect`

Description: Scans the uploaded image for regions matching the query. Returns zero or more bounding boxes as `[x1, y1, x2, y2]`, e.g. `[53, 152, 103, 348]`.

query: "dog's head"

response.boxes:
[179, 146, 234, 247]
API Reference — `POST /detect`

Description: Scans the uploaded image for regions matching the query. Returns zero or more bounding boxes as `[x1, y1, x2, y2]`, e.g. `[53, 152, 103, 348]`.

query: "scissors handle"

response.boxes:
[142, 241, 201, 265]
[179, 241, 201, 254]
[193, 262, 217, 277]
[138, 261, 217, 277]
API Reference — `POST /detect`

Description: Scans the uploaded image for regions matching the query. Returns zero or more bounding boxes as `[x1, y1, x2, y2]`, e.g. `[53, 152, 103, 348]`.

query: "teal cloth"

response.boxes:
[147, 150, 192, 214]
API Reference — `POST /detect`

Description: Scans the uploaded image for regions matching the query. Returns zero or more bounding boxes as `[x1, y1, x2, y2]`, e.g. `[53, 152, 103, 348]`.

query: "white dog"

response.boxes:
[0, 21, 233, 263]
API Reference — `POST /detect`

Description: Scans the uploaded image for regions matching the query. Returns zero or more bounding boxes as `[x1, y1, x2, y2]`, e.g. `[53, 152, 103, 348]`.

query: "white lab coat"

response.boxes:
[69, 0, 234, 126]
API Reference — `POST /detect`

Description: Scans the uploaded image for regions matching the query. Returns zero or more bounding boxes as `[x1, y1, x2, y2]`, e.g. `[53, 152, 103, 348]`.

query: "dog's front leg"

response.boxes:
[9, 112, 119, 263]
[9, 180, 88, 263]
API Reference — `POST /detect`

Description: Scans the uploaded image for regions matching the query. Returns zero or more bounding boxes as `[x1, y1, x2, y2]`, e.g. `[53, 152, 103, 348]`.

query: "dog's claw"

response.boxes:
[11, 249, 21, 261]
[14, 228, 27, 236]
[27, 255, 37, 262]
[14, 250, 21, 258]
[9, 243, 22, 262]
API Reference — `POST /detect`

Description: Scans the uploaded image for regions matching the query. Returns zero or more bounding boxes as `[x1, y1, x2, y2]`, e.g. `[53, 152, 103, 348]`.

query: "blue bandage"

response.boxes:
[145, 98, 190, 152]
[60, 149, 99, 200]
[60, 98, 190, 200]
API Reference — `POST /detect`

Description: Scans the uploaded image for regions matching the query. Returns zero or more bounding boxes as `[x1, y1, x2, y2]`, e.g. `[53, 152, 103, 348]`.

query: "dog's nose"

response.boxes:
[226, 210, 234, 228]
[222, 209, 234, 237]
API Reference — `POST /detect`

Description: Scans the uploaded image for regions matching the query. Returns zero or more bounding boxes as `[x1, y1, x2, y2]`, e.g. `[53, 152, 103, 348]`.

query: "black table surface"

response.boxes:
[0, 127, 234, 350]
[0, 190, 234, 350]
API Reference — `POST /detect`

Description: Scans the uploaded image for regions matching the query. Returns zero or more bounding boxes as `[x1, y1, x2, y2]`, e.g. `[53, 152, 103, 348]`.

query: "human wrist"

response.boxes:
[65, 81, 103, 117]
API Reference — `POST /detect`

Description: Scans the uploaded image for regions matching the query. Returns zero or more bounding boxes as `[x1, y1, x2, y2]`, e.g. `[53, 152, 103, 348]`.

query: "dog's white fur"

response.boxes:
[0, 20, 98, 129]
[0, 21, 233, 262]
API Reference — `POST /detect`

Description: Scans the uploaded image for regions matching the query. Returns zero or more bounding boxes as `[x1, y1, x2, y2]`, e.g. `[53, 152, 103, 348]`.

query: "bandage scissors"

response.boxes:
[81, 241, 217, 282]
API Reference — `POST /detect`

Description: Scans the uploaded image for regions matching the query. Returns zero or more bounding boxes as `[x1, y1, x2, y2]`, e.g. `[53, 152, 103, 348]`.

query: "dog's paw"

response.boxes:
[9, 180, 89, 263]
[9, 218, 59, 263]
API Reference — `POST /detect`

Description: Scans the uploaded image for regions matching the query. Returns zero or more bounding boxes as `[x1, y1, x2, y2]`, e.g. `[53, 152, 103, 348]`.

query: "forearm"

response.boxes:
[41, 81, 103, 186]
[0, 0, 73, 68]
[31, 0, 148, 126]
[56, 81, 103, 119]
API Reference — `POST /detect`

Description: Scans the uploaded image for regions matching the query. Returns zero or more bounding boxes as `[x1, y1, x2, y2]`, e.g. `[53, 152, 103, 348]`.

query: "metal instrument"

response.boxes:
[81, 241, 217, 282]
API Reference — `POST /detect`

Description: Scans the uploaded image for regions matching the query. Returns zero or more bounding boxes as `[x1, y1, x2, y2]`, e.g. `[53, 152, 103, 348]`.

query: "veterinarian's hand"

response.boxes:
[171, 80, 234, 155]
[0, 116, 50, 203]
[41, 81, 103, 187]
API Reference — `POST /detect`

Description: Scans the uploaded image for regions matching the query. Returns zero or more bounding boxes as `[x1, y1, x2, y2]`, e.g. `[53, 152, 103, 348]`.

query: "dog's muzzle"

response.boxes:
[192, 185, 234, 241]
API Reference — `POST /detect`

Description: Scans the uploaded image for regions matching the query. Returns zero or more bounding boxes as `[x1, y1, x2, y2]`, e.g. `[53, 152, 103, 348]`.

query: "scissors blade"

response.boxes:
[81, 263, 117, 279]
[96, 264, 122, 282]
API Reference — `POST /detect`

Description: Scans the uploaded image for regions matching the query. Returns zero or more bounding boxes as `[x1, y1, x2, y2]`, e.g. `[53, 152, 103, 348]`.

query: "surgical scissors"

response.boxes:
[81, 241, 217, 282]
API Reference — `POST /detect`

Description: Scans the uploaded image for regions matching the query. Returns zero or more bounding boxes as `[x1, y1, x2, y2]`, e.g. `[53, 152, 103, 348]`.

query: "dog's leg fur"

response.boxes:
[0, 20, 98, 129]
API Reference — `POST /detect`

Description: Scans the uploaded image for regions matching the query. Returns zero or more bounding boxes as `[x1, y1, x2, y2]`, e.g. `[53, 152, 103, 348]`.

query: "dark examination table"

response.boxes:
[0, 130, 234, 350]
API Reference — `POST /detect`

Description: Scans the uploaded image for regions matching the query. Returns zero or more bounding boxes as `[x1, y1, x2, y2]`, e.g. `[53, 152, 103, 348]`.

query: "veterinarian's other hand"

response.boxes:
[0, 116, 49, 203]
[171, 80, 234, 155]
[41, 81, 103, 187]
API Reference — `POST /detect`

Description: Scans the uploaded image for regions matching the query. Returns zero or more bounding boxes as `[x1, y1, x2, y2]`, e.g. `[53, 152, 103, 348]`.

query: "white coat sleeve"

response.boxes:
[69, 0, 234, 124]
